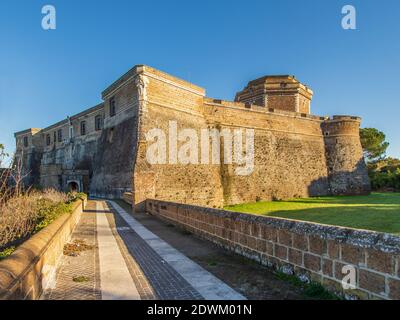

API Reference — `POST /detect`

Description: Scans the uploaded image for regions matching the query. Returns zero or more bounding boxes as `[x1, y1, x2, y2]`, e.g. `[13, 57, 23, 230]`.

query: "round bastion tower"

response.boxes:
[322, 116, 371, 195]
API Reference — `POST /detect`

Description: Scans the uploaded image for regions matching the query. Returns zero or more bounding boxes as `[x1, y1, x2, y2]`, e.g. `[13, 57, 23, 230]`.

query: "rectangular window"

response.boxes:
[58, 129, 62, 142]
[80, 121, 86, 136]
[53, 131, 57, 144]
[95, 115, 103, 131]
[23, 136, 28, 147]
[46, 134, 51, 146]
[110, 97, 116, 117]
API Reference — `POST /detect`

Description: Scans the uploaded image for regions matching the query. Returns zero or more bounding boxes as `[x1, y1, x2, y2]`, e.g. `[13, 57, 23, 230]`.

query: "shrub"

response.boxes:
[369, 170, 400, 191]
[367, 158, 400, 191]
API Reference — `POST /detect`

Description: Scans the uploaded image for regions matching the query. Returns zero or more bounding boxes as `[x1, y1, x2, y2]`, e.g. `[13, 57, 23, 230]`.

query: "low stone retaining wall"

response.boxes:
[0, 197, 86, 300]
[123, 192, 133, 205]
[145, 199, 400, 300]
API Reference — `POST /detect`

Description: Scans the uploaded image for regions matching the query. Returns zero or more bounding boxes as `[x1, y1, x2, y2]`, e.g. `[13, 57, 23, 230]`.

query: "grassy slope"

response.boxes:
[224, 193, 400, 235]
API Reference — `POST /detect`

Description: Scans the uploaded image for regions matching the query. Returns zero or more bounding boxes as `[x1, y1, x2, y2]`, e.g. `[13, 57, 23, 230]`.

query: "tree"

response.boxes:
[0, 144, 7, 168]
[359, 128, 389, 162]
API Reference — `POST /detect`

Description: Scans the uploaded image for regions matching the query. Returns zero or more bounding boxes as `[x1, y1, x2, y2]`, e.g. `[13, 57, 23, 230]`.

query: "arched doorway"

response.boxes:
[67, 181, 80, 192]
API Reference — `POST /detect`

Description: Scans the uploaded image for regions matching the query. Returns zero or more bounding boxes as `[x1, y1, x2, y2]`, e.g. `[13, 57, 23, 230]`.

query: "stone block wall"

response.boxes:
[145, 199, 400, 300]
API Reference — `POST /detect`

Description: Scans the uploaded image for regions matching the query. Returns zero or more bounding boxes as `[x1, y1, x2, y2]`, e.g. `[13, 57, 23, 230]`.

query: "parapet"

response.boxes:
[14, 128, 41, 138]
[322, 115, 362, 136]
[204, 97, 326, 121]
[101, 64, 206, 99]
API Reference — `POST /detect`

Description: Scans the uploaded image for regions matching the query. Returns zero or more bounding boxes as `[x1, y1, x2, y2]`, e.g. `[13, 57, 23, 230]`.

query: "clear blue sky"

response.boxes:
[1, 0, 399, 163]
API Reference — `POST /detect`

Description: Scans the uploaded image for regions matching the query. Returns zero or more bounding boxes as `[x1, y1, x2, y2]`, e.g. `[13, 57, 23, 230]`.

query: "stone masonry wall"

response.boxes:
[133, 69, 224, 209]
[15, 65, 370, 205]
[145, 199, 400, 300]
[202, 100, 331, 205]
[131, 66, 369, 209]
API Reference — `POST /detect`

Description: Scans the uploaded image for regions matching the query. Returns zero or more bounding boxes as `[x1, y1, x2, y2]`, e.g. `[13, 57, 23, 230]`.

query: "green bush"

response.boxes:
[368, 158, 400, 191]
[34, 200, 73, 233]
[0, 246, 15, 260]
[369, 170, 400, 191]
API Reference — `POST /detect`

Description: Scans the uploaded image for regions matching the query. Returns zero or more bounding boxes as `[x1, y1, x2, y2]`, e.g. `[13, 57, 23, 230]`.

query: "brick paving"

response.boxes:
[45, 199, 240, 300]
[107, 209, 203, 300]
[43, 201, 101, 300]
[105, 208, 157, 300]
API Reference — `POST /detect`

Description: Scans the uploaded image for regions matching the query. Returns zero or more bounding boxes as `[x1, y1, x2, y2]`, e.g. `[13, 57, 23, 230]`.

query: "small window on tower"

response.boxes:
[80, 121, 86, 136]
[110, 97, 116, 117]
[95, 115, 103, 131]
[46, 134, 51, 146]
[23, 136, 28, 147]
[58, 129, 62, 142]
[108, 127, 114, 143]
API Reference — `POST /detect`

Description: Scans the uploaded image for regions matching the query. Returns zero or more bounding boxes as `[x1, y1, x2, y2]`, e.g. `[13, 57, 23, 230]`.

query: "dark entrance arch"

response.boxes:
[67, 181, 80, 192]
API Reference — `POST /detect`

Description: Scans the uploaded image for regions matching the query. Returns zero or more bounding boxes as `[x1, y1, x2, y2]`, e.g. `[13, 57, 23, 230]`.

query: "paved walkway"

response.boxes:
[43, 200, 245, 300]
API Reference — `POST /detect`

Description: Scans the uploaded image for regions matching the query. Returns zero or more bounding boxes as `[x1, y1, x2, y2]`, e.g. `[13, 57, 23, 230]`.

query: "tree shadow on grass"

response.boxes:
[281, 192, 400, 206]
[265, 204, 400, 235]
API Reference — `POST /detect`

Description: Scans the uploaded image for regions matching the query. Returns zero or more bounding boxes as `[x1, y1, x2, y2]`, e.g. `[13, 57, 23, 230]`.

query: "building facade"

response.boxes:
[15, 65, 370, 209]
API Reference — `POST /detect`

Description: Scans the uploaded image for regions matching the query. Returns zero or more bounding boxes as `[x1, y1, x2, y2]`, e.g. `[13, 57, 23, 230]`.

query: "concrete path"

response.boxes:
[96, 201, 140, 300]
[43, 199, 245, 300]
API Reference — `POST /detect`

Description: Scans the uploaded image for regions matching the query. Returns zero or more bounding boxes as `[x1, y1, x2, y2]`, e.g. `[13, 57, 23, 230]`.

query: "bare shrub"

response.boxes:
[0, 188, 70, 249]
[0, 148, 75, 252]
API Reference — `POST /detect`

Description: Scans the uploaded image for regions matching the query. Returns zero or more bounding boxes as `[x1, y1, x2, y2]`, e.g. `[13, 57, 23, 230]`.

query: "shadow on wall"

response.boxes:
[308, 158, 371, 197]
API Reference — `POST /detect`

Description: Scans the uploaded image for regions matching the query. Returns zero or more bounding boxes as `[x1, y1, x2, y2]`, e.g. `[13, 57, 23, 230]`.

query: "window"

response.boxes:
[108, 127, 114, 143]
[23, 136, 28, 147]
[69, 127, 74, 139]
[53, 131, 57, 144]
[95, 115, 103, 131]
[46, 134, 51, 146]
[110, 97, 116, 117]
[80, 121, 86, 136]
[58, 129, 62, 142]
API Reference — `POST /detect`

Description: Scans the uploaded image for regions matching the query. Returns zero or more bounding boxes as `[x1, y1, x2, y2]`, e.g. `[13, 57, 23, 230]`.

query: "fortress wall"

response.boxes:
[37, 106, 104, 191]
[90, 81, 138, 198]
[103, 80, 137, 129]
[14, 65, 370, 203]
[39, 164, 62, 189]
[144, 69, 205, 114]
[202, 102, 330, 204]
[299, 94, 311, 114]
[133, 71, 224, 210]
[267, 94, 297, 112]
[132, 69, 369, 209]
[14, 129, 43, 187]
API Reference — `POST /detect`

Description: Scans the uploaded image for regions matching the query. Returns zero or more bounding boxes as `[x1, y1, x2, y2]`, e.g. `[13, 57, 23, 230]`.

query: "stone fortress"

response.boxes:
[15, 65, 370, 210]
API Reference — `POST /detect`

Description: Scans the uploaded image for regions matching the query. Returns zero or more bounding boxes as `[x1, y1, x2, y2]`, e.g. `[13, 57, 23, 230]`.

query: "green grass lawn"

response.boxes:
[224, 193, 400, 235]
